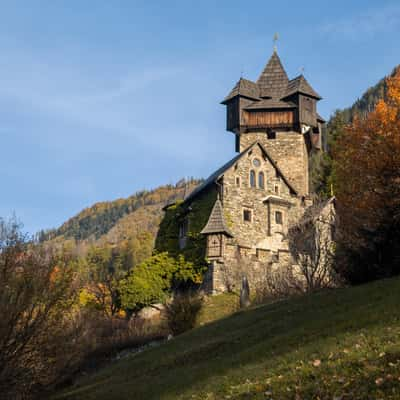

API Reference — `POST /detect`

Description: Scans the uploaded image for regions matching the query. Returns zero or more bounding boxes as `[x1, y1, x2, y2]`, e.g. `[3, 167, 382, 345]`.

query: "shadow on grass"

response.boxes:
[56, 278, 400, 400]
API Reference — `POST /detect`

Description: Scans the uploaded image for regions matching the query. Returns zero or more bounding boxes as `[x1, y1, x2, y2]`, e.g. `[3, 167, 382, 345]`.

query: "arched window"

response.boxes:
[258, 172, 265, 189]
[250, 170, 256, 187]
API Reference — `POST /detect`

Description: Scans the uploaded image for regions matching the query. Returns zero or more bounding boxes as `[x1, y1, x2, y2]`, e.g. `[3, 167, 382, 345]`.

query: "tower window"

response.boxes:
[274, 185, 279, 194]
[243, 209, 252, 222]
[236, 176, 240, 187]
[250, 170, 256, 188]
[258, 172, 265, 189]
[275, 211, 283, 225]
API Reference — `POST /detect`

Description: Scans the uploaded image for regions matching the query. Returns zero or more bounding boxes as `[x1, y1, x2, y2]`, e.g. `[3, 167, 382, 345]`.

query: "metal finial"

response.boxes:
[273, 32, 279, 52]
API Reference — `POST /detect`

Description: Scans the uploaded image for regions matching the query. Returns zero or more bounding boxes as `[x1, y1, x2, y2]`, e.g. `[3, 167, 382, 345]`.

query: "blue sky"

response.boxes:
[1, 0, 399, 234]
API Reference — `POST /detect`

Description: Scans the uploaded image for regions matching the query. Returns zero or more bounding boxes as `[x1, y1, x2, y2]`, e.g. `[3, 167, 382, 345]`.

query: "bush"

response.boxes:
[165, 292, 203, 335]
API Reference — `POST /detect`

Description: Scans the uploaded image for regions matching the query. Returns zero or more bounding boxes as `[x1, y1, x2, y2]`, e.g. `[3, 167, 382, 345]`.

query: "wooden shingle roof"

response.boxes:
[221, 78, 260, 104]
[283, 75, 321, 100]
[222, 51, 322, 106]
[200, 197, 233, 237]
[257, 51, 289, 99]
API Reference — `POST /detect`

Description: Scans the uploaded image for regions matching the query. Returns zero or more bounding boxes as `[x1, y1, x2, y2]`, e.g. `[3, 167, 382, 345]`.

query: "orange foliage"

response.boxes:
[334, 70, 400, 246]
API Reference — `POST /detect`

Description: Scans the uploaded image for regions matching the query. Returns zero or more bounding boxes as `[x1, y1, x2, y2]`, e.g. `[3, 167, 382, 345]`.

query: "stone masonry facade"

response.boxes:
[167, 49, 329, 294]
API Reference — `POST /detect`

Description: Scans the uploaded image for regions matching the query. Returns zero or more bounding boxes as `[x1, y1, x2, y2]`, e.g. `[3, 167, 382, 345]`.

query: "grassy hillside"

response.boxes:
[56, 277, 400, 400]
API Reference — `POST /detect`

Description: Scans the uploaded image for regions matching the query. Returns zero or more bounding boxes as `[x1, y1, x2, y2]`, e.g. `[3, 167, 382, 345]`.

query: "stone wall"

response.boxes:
[239, 131, 309, 196]
[207, 143, 309, 293]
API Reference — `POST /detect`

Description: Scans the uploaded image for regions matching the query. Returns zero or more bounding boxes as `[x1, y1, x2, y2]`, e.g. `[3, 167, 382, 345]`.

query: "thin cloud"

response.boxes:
[321, 4, 400, 39]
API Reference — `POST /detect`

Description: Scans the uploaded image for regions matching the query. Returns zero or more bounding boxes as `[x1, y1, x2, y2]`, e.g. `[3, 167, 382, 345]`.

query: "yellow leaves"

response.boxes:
[387, 69, 400, 107]
[78, 288, 97, 306]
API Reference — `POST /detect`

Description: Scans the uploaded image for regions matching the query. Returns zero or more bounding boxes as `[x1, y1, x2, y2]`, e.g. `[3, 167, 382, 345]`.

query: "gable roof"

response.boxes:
[200, 197, 233, 237]
[283, 75, 321, 100]
[183, 141, 298, 204]
[257, 51, 289, 99]
[221, 78, 260, 104]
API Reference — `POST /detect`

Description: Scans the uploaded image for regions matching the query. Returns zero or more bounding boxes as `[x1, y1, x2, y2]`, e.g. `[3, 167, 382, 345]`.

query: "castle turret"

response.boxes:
[221, 50, 325, 195]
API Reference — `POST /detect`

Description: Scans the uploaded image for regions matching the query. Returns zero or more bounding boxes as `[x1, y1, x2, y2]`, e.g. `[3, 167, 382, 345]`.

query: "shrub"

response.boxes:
[165, 292, 203, 335]
[119, 252, 202, 312]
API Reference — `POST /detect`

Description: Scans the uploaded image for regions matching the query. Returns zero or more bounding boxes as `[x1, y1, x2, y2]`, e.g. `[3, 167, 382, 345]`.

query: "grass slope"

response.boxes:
[56, 277, 400, 399]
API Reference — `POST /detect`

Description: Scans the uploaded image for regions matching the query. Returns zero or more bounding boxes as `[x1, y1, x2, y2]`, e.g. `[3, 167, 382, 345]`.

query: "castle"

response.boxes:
[158, 48, 328, 293]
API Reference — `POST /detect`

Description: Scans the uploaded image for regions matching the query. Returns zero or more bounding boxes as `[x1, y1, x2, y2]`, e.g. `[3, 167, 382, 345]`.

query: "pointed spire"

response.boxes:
[200, 197, 233, 237]
[257, 51, 289, 99]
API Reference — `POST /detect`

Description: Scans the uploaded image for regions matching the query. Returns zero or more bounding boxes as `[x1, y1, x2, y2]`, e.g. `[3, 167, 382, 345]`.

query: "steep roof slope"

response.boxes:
[222, 51, 320, 106]
[257, 51, 289, 98]
[200, 197, 233, 237]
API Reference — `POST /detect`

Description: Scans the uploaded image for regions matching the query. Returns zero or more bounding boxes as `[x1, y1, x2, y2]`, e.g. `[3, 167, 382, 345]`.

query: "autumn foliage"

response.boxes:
[333, 70, 400, 282]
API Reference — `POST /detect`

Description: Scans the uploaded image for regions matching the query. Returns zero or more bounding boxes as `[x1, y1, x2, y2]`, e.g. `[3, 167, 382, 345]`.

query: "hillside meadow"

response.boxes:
[55, 276, 400, 400]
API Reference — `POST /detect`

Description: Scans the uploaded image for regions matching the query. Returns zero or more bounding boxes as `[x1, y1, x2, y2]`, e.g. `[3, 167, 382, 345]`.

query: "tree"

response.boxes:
[0, 217, 84, 399]
[84, 245, 126, 317]
[287, 199, 338, 291]
[333, 69, 400, 282]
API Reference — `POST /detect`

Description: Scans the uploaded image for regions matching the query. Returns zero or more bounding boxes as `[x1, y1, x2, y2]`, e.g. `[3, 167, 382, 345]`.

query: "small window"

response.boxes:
[236, 176, 240, 187]
[275, 211, 283, 225]
[267, 131, 276, 139]
[250, 170, 256, 188]
[179, 219, 189, 238]
[253, 158, 261, 167]
[258, 172, 265, 189]
[243, 209, 252, 222]
[274, 185, 279, 194]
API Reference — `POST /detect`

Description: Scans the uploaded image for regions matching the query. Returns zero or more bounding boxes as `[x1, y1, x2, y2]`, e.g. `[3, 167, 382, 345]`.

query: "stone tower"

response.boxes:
[221, 50, 324, 196]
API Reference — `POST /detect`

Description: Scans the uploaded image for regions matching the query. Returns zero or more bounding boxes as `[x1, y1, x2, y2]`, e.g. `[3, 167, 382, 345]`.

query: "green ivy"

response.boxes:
[155, 187, 217, 271]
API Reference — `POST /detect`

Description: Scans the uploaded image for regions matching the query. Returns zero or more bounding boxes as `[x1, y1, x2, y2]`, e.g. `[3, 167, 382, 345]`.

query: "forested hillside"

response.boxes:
[311, 65, 400, 195]
[39, 178, 201, 250]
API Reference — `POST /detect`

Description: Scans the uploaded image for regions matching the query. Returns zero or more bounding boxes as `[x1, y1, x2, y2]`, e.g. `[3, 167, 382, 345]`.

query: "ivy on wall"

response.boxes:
[155, 186, 217, 275]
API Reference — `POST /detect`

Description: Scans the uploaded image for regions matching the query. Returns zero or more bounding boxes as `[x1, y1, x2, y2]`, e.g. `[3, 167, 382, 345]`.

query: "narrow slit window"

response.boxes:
[250, 170, 256, 188]
[236, 176, 240, 187]
[274, 185, 279, 194]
